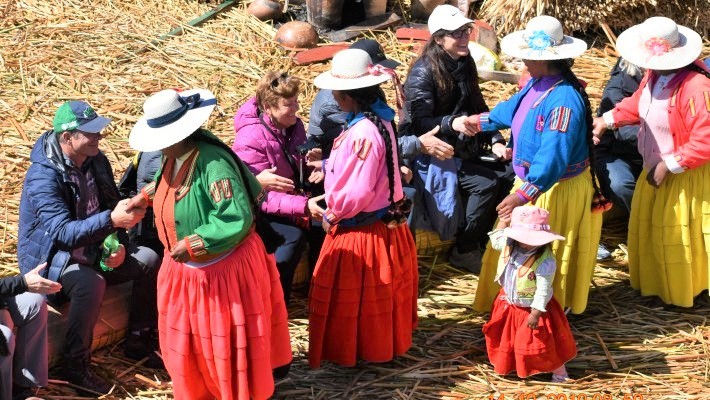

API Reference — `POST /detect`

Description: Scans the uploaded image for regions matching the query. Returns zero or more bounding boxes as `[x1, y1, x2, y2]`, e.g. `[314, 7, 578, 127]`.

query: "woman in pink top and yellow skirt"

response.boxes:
[308, 49, 419, 369]
[593, 17, 710, 307]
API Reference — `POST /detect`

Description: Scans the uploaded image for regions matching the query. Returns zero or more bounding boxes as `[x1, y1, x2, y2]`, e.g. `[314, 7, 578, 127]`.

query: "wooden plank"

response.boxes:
[395, 27, 430, 42]
[477, 69, 521, 84]
[292, 43, 350, 65]
[327, 13, 402, 43]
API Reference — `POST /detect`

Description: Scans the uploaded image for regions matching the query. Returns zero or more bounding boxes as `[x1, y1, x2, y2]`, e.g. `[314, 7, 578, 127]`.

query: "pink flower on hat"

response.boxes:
[644, 37, 672, 56]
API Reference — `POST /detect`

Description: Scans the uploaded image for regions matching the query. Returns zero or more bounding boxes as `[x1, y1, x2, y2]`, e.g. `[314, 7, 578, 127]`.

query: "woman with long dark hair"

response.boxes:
[402, 4, 514, 273]
[471, 15, 605, 315]
[308, 49, 418, 368]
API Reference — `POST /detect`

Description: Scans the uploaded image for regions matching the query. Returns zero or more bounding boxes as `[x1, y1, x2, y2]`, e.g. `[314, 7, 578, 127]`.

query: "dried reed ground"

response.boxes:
[1, 1, 710, 398]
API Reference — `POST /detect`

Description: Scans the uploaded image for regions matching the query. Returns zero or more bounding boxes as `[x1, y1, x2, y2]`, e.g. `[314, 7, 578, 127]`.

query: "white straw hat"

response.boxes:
[427, 4, 473, 35]
[313, 49, 392, 90]
[129, 88, 216, 152]
[615, 16, 702, 71]
[500, 15, 587, 60]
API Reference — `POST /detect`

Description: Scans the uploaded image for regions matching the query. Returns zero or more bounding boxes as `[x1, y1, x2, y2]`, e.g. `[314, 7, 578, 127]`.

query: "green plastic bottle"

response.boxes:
[99, 232, 120, 272]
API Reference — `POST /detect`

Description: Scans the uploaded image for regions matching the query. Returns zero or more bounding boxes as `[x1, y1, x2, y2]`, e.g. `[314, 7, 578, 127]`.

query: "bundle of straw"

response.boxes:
[477, 0, 710, 37]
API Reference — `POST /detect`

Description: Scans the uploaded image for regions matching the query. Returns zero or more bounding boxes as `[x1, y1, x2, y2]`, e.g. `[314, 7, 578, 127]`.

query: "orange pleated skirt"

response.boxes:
[157, 231, 292, 400]
[482, 289, 577, 378]
[308, 222, 418, 369]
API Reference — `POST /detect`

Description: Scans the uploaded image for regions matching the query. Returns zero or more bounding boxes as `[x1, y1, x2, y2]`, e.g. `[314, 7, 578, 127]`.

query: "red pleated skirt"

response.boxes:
[157, 231, 292, 400]
[482, 289, 577, 378]
[308, 222, 419, 369]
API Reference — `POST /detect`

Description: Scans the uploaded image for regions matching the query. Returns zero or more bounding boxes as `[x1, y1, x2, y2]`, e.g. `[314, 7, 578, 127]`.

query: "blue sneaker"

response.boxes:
[597, 244, 612, 261]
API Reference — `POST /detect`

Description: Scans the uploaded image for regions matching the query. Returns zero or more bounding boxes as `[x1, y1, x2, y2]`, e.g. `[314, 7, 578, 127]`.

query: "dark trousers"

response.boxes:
[456, 160, 515, 252]
[51, 244, 159, 363]
[594, 149, 642, 219]
[266, 215, 308, 304]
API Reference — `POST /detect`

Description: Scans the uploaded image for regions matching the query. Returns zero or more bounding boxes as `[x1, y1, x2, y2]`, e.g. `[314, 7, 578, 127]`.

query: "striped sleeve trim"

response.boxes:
[516, 181, 542, 202]
[209, 179, 234, 204]
[185, 234, 208, 258]
[354, 138, 373, 161]
[549, 106, 572, 132]
[478, 112, 490, 131]
[141, 182, 156, 202]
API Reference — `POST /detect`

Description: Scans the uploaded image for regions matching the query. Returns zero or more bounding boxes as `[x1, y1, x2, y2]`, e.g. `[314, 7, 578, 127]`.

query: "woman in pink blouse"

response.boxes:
[308, 49, 419, 369]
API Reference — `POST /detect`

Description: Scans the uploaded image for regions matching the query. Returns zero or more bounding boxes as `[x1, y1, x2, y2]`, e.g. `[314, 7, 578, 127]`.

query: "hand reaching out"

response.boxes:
[112, 199, 146, 229]
[419, 126, 454, 161]
[591, 116, 607, 146]
[23, 263, 62, 295]
[491, 143, 511, 161]
[256, 168, 295, 193]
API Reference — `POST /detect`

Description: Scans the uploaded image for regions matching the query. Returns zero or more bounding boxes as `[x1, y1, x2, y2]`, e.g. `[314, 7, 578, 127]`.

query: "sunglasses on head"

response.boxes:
[445, 26, 472, 39]
[271, 72, 289, 88]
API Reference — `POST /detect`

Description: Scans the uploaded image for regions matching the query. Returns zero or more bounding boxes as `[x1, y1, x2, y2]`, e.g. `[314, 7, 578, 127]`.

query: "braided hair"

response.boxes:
[687, 62, 710, 80]
[551, 59, 607, 202]
[342, 85, 397, 204]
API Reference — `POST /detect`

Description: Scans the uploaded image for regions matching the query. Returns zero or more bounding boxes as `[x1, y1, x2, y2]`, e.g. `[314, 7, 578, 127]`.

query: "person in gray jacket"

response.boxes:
[1, 263, 61, 400]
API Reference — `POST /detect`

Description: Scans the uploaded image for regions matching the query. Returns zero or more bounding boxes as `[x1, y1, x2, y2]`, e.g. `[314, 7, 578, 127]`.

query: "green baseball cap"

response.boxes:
[52, 101, 111, 133]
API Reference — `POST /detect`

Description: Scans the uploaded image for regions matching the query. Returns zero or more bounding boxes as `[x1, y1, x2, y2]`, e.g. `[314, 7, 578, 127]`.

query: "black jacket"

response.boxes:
[401, 57, 504, 160]
[596, 58, 643, 159]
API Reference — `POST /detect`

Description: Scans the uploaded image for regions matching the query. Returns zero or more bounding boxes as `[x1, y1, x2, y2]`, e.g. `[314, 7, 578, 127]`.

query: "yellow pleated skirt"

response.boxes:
[473, 169, 603, 315]
[628, 164, 710, 307]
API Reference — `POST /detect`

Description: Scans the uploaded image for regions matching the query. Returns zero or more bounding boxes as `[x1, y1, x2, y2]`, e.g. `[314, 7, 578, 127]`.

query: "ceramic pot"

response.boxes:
[274, 21, 319, 49]
[248, 0, 283, 21]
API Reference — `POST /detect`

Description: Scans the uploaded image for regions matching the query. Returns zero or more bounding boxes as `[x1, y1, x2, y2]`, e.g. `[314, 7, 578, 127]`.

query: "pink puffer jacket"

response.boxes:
[232, 96, 308, 217]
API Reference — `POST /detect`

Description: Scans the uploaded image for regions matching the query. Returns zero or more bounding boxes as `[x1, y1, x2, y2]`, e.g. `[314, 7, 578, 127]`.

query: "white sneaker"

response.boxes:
[597, 243, 612, 260]
[551, 373, 569, 383]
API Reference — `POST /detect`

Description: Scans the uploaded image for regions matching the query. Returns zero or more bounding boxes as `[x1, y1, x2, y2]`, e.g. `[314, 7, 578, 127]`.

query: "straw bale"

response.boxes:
[2, 0, 710, 398]
[477, 0, 710, 37]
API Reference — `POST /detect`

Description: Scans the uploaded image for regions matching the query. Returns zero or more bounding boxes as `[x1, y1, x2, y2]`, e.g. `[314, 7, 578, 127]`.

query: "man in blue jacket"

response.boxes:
[17, 101, 161, 394]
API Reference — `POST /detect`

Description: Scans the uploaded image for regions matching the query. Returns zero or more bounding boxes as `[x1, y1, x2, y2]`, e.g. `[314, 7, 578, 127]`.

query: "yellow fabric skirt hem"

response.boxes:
[473, 170, 603, 314]
[628, 164, 710, 307]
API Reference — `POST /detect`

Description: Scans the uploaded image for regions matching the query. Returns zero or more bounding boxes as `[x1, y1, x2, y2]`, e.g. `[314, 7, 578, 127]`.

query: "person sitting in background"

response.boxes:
[1, 263, 61, 400]
[233, 71, 326, 303]
[593, 57, 644, 260]
[402, 4, 514, 273]
[17, 101, 161, 395]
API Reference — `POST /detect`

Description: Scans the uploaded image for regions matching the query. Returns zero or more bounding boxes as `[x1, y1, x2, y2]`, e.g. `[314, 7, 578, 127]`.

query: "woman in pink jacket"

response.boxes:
[592, 17, 710, 307]
[233, 71, 325, 304]
[308, 49, 418, 369]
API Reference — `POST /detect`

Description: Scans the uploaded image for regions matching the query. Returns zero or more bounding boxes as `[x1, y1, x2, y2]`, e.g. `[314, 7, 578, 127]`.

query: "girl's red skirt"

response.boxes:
[157, 231, 292, 400]
[482, 289, 577, 378]
[308, 221, 418, 368]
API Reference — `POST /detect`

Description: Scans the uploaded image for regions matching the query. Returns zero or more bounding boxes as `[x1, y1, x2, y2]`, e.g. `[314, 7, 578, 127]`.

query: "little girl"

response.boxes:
[482, 205, 577, 382]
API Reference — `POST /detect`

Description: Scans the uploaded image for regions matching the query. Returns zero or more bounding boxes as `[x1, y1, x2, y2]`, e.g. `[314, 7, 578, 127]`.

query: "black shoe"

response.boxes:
[124, 331, 164, 369]
[272, 362, 291, 380]
[62, 364, 112, 395]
